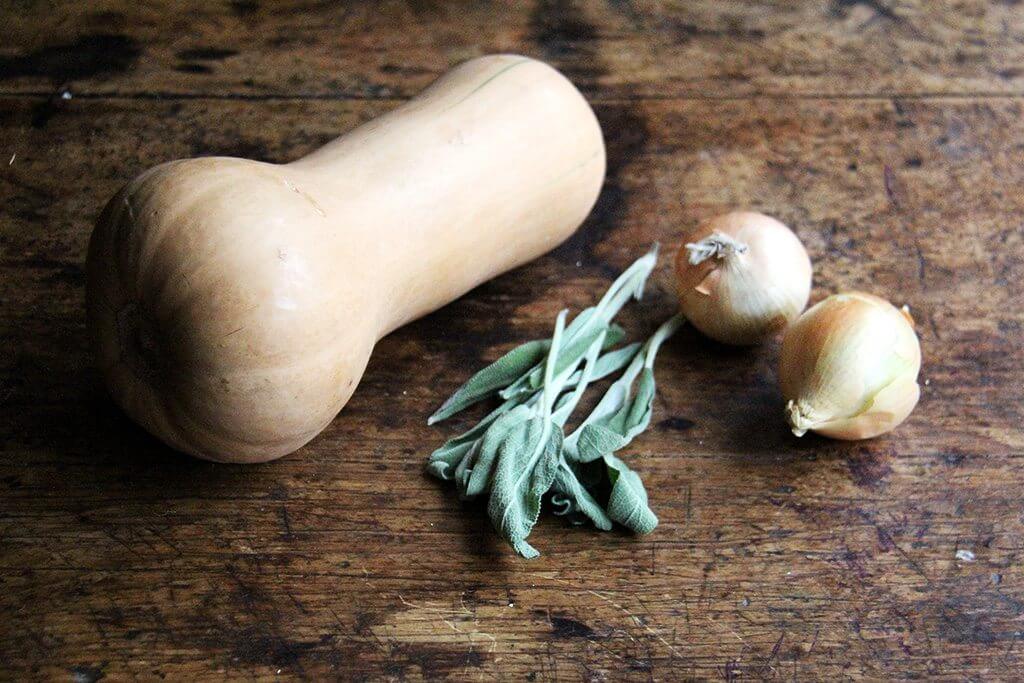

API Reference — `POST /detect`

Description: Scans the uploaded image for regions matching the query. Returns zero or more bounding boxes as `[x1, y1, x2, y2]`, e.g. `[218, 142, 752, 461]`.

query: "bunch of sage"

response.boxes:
[426, 248, 682, 558]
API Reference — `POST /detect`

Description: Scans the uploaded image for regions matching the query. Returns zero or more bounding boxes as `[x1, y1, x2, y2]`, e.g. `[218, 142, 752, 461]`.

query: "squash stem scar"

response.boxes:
[448, 58, 532, 109]
[550, 148, 602, 184]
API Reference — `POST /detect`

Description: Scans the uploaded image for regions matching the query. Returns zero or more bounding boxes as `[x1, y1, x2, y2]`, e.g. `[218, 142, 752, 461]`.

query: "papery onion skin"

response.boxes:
[779, 292, 921, 440]
[674, 212, 812, 345]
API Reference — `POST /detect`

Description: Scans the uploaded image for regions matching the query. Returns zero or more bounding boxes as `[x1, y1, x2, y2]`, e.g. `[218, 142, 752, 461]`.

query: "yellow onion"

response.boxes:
[674, 211, 811, 345]
[779, 292, 921, 440]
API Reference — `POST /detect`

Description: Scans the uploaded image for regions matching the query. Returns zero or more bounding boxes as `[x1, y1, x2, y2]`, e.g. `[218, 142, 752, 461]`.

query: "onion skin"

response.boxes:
[674, 212, 812, 345]
[779, 292, 922, 440]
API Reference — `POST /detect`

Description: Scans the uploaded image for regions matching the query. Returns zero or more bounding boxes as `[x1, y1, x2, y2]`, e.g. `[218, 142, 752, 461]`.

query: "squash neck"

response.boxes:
[287, 55, 606, 339]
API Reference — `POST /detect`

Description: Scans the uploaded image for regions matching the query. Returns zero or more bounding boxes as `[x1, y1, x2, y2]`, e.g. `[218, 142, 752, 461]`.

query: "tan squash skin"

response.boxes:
[86, 55, 606, 463]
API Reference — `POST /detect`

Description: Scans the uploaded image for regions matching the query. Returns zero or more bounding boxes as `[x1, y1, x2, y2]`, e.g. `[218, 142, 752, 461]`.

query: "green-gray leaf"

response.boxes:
[552, 329, 606, 427]
[498, 322, 623, 401]
[426, 395, 527, 480]
[565, 315, 682, 460]
[605, 454, 658, 534]
[486, 416, 563, 559]
[526, 323, 625, 390]
[550, 462, 613, 531]
[563, 342, 642, 389]
[578, 368, 657, 459]
[426, 252, 674, 558]
[428, 339, 550, 425]
[575, 423, 628, 463]
[459, 404, 534, 499]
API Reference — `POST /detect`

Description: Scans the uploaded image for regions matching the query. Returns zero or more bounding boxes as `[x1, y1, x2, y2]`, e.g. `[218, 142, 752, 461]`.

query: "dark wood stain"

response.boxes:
[665, 20, 766, 42]
[846, 448, 893, 489]
[228, 0, 259, 17]
[550, 615, 598, 639]
[1, 1, 1023, 680]
[0, 34, 140, 82]
[658, 416, 696, 432]
[175, 47, 238, 61]
[175, 63, 213, 74]
[29, 85, 73, 128]
[227, 629, 320, 669]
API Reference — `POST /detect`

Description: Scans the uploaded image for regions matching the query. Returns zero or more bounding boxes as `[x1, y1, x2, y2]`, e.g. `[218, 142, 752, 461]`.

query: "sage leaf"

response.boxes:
[575, 424, 627, 464]
[564, 350, 644, 455]
[460, 404, 534, 499]
[550, 462, 613, 531]
[561, 314, 683, 537]
[425, 441, 473, 481]
[574, 368, 657, 462]
[426, 395, 527, 480]
[498, 321, 623, 401]
[519, 245, 655, 398]
[496, 241, 658, 404]
[587, 246, 658, 326]
[526, 323, 625, 390]
[563, 342, 642, 389]
[452, 438, 478, 494]
[427, 251, 674, 558]
[565, 314, 683, 460]
[605, 454, 658, 534]
[487, 310, 567, 557]
[552, 329, 606, 427]
[486, 415, 563, 558]
[495, 307, 598, 401]
[428, 339, 551, 424]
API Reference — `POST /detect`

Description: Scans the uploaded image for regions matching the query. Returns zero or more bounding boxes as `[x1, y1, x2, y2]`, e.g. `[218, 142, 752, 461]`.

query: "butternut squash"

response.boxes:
[86, 55, 606, 463]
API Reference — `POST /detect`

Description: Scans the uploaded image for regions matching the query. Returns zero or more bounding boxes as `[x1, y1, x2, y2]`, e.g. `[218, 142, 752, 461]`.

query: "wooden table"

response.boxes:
[2, 2, 1022, 679]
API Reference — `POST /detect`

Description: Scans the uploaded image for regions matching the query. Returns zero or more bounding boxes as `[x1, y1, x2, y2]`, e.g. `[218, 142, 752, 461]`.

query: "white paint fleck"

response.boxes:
[275, 296, 298, 310]
[924, 378, 931, 386]
[274, 247, 310, 311]
[955, 549, 975, 562]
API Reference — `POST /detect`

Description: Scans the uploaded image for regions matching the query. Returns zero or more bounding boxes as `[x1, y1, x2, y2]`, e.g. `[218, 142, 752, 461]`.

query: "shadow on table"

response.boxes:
[662, 324, 854, 474]
[2, 323, 277, 504]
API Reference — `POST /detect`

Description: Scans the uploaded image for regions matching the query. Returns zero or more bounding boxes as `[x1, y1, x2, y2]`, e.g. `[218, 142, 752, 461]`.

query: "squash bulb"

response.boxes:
[86, 55, 606, 463]
[674, 212, 812, 345]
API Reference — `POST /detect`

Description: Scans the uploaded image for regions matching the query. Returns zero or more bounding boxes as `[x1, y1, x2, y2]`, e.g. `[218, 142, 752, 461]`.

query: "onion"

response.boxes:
[674, 211, 812, 345]
[778, 292, 921, 440]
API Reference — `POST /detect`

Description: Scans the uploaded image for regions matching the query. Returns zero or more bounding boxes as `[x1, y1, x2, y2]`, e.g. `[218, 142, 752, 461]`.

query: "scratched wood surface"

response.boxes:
[2, 1, 1023, 680]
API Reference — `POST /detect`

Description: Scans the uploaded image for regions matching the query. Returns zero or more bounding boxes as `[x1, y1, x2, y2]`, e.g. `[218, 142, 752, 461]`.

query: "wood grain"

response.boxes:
[2, 1, 1023, 99]
[1, 1, 1023, 680]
